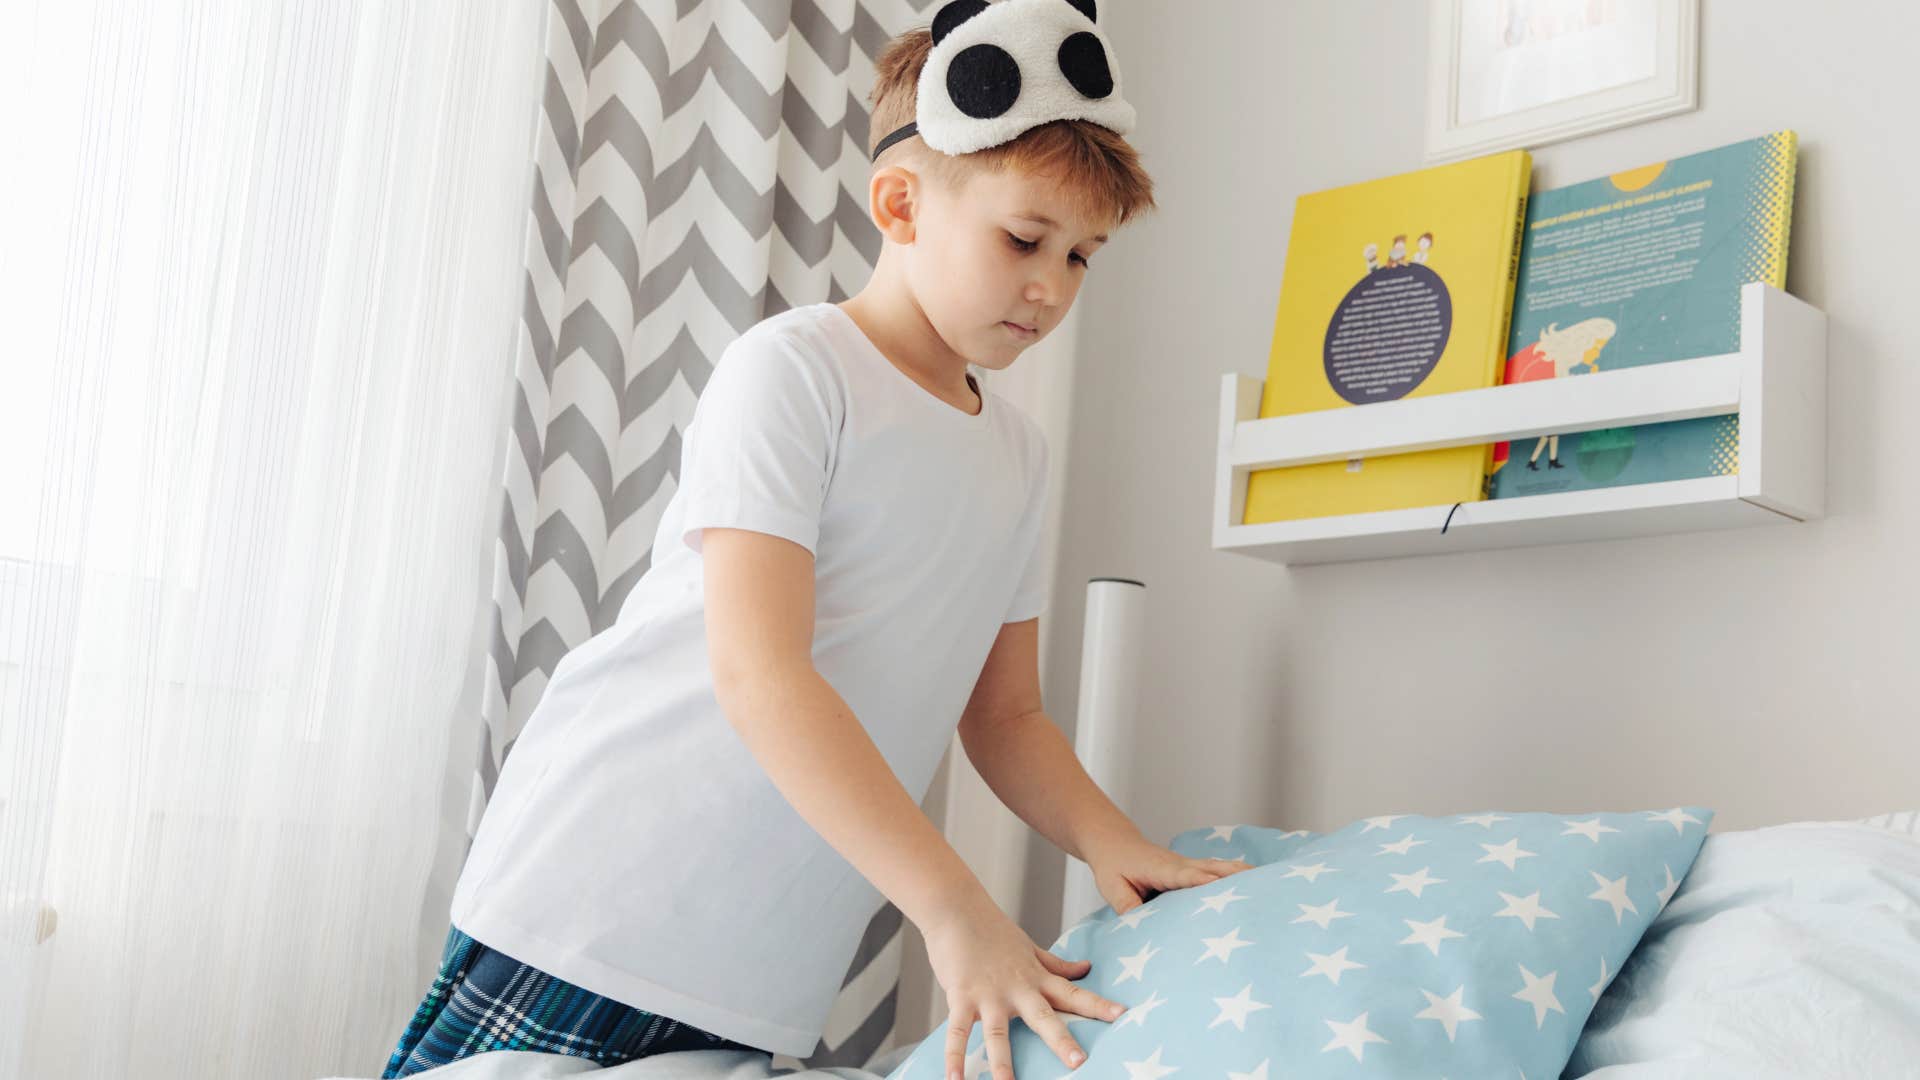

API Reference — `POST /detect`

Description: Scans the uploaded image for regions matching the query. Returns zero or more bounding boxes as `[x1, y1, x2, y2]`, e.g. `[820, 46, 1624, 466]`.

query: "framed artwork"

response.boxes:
[1426, 0, 1699, 162]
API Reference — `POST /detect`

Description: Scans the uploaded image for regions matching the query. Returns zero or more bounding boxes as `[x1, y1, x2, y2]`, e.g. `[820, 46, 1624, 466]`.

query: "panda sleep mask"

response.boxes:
[872, 0, 1136, 159]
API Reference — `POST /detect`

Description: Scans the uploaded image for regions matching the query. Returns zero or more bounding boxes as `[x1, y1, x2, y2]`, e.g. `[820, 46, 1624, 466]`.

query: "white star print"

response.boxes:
[1291, 899, 1355, 930]
[1113, 942, 1160, 984]
[1361, 815, 1407, 833]
[1458, 812, 1511, 829]
[1121, 1046, 1179, 1080]
[1494, 890, 1561, 931]
[1414, 985, 1483, 1042]
[1192, 886, 1249, 916]
[1562, 818, 1621, 843]
[963, 1047, 990, 1080]
[1196, 926, 1255, 964]
[1588, 871, 1639, 923]
[1376, 834, 1428, 856]
[1277, 829, 1309, 840]
[1300, 946, 1365, 985]
[1400, 915, 1466, 956]
[1226, 1062, 1269, 1080]
[1113, 988, 1168, 1030]
[1208, 825, 1240, 842]
[1656, 863, 1682, 908]
[1646, 808, 1703, 834]
[1209, 984, 1273, 1031]
[1477, 838, 1538, 871]
[1512, 964, 1566, 1029]
[1280, 862, 1338, 883]
[1112, 905, 1160, 931]
[1385, 867, 1447, 899]
[1589, 956, 1611, 1002]
[1321, 1011, 1389, 1062]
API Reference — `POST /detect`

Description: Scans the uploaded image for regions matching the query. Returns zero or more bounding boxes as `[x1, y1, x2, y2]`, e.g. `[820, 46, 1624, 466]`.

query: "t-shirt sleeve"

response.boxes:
[676, 334, 838, 557]
[1002, 429, 1052, 623]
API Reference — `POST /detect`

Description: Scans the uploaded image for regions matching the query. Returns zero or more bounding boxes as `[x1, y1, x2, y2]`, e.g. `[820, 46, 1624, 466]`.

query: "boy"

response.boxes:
[382, 4, 1251, 1079]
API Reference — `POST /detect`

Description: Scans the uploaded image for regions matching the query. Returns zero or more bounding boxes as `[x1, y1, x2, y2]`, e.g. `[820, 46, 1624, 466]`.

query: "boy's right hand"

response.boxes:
[919, 892, 1127, 1080]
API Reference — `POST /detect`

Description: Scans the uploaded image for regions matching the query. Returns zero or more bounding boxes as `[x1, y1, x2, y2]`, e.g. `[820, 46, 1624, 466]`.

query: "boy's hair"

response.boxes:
[867, 27, 1156, 230]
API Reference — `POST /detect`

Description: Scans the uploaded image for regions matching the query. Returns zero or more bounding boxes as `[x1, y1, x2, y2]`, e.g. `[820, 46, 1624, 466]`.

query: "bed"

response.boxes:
[327, 810, 1920, 1080]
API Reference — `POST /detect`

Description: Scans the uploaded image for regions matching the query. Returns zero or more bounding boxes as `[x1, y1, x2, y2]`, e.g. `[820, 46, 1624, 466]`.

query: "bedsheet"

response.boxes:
[324, 1044, 909, 1080]
[1568, 818, 1920, 1078]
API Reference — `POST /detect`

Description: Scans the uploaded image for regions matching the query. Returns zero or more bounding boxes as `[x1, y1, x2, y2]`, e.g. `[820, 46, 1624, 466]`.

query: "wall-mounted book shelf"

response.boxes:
[1214, 283, 1828, 566]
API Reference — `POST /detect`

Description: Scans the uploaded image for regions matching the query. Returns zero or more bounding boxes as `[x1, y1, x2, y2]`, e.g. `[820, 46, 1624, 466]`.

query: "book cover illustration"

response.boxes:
[1489, 130, 1798, 498]
[1243, 149, 1532, 525]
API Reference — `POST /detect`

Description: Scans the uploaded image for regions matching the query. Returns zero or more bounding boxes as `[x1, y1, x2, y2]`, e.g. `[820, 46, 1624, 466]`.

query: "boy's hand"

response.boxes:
[920, 891, 1126, 1080]
[1086, 833, 1255, 915]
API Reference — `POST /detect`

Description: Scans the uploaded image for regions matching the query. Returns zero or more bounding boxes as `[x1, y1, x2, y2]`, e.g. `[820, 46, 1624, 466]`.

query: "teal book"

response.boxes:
[1487, 131, 1798, 499]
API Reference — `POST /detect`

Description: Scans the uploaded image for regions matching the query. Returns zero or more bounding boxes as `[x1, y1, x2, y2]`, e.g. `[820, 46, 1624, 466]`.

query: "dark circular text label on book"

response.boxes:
[1323, 263, 1453, 404]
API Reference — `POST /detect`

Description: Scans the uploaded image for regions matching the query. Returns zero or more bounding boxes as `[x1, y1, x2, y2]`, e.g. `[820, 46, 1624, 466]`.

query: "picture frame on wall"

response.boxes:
[1426, 0, 1699, 163]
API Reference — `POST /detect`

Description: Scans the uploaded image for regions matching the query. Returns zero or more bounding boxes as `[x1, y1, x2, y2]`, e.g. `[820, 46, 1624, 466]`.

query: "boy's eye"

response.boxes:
[1006, 231, 1091, 267]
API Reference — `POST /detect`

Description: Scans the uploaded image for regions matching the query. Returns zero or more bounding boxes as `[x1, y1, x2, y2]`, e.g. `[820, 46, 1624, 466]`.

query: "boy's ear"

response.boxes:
[869, 166, 918, 244]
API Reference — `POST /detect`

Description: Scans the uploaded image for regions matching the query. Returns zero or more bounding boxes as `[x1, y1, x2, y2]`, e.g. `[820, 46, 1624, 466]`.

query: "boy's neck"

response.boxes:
[836, 286, 981, 414]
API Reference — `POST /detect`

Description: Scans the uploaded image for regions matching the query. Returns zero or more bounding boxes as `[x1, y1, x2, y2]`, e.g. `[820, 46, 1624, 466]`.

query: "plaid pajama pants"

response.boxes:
[381, 925, 766, 1077]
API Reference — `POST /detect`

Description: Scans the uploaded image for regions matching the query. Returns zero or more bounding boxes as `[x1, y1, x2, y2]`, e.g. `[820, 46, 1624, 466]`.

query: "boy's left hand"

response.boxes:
[1086, 833, 1254, 915]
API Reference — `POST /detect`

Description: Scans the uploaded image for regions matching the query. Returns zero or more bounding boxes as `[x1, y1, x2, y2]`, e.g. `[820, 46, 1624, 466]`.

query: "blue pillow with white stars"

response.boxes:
[884, 808, 1712, 1080]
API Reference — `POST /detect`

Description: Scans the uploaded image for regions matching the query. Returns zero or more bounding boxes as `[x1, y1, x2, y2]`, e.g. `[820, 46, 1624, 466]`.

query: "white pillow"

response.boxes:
[1567, 814, 1920, 1079]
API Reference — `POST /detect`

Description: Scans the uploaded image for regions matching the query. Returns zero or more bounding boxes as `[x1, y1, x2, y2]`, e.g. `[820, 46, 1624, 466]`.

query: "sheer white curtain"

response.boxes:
[0, 2, 545, 1077]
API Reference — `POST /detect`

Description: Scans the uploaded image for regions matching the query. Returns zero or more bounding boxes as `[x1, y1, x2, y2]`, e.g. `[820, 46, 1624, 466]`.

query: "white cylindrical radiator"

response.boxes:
[1059, 577, 1147, 929]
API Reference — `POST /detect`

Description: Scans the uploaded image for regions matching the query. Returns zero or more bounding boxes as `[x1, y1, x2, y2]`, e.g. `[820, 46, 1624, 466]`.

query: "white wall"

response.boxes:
[1007, 0, 1918, 949]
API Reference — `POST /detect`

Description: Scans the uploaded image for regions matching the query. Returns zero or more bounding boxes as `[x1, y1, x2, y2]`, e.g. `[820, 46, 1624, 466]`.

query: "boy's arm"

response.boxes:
[701, 526, 999, 935]
[706, 526, 1130, 1076]
[953, 618, 1146, 865]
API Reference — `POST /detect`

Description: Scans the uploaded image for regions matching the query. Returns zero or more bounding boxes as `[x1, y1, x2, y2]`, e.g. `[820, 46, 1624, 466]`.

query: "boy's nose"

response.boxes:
[1025, 266, 1066, 307]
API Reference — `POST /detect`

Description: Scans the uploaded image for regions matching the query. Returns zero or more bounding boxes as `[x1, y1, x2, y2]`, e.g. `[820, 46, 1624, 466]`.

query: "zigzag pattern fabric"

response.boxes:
[474, 0, 940, 1067]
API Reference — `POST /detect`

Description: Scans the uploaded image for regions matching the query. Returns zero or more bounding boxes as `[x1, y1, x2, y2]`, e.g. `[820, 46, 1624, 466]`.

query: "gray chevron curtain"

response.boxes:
[466, 0, 939, 1067]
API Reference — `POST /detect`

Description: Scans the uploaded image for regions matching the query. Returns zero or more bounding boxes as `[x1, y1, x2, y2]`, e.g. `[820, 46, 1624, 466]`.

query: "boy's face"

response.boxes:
[905, 166, 1109, 370]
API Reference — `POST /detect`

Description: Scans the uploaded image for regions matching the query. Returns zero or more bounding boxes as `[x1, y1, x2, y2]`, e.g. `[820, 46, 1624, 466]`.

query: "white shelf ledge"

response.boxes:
[1214, 282, 1827, 565]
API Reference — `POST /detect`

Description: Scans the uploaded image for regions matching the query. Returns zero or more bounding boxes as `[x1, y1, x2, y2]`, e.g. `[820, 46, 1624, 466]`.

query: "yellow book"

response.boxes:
[1243, 150, 1532, 524]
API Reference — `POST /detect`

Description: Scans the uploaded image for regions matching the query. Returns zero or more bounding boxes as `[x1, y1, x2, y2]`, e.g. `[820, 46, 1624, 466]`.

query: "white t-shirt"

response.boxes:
[449, 302, 1051, 1057]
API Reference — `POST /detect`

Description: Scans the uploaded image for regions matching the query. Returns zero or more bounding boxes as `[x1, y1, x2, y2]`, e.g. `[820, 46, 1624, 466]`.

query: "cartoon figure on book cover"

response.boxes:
[1490, 317, 1615, 472]
[1361, 232, 1433, 273]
